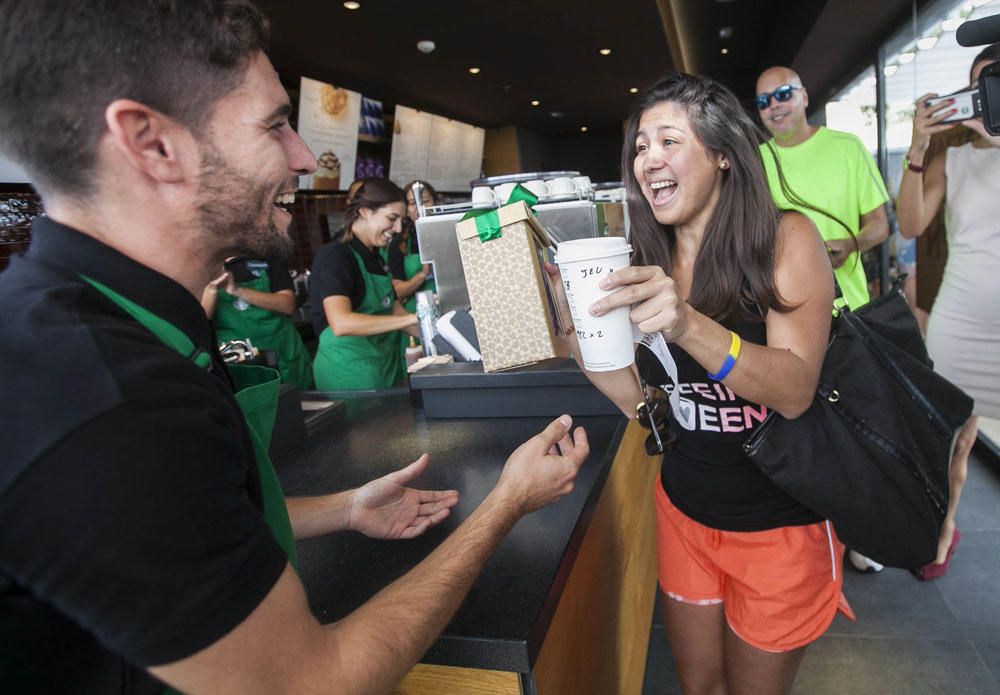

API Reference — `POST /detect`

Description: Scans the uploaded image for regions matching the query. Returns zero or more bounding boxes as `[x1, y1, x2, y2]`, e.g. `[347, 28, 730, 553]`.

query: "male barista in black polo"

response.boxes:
[0, 2, 589, 693]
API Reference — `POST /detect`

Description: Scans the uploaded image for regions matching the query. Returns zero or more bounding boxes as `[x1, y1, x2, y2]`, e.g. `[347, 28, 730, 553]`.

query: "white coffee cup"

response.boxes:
[523, 179, 549, 199]
[494, 182, 516, 204]
[555, 237, 634, 372]
[572, 176, 592, 195]
[471, 186, 496, 207]
[547, 177, 575, 197]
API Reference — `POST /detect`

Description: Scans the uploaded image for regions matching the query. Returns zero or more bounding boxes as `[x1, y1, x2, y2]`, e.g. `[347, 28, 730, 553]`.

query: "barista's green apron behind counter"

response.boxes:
[386, 232, 435, 314]
[214, 258, 312, 390]
[311, 240, 407, 391]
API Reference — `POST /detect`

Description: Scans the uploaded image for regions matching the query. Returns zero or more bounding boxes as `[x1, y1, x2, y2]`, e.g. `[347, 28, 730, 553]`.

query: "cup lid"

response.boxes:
[555, 237, 632, 264]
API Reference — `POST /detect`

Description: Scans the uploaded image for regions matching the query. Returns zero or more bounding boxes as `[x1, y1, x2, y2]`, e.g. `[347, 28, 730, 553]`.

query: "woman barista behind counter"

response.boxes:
[310, 178, 419, 390]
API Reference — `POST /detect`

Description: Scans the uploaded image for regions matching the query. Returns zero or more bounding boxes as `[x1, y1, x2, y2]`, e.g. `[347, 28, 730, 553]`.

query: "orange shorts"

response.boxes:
[654, 476, 854, 653]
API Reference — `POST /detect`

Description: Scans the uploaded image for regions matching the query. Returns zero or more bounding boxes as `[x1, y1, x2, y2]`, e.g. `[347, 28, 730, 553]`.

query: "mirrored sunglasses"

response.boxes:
[756, 84, 801, 111]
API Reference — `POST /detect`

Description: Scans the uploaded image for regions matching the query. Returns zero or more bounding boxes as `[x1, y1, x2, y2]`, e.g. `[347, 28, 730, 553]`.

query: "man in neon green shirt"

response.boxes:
[756, 66, 889, 310]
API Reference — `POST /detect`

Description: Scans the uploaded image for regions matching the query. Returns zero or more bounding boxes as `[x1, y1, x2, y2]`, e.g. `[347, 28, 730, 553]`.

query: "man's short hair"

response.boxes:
[0, 0, 270, 197]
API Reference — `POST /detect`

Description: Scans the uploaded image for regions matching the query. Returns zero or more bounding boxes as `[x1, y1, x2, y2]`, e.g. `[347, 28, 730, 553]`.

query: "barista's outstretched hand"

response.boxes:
[349, 455, 460, 540]
[496, 415, 589, 515]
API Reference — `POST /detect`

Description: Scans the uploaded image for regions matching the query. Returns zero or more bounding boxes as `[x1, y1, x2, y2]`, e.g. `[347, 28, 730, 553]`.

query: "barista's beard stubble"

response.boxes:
[194, 140, 294, 261]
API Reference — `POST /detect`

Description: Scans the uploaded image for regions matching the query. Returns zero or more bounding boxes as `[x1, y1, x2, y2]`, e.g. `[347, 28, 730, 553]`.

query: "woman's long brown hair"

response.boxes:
[622, 72, 789, 322]
[340, 177, 404, 242]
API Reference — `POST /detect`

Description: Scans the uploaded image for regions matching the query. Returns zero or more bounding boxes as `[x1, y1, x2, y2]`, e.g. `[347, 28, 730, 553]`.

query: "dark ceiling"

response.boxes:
[260, 0, 932, 137]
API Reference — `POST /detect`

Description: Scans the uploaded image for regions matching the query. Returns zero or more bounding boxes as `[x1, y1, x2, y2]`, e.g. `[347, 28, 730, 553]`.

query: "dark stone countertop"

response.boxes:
[274, 392, 626, 673]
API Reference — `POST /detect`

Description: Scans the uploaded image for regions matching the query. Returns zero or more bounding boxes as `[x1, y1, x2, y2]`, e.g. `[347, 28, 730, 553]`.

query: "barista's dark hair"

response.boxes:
[341, 177, 405, 242]
[622, 72, 790, 322]
[971, 43, 1000, 81]
[0, 0, 270, 198]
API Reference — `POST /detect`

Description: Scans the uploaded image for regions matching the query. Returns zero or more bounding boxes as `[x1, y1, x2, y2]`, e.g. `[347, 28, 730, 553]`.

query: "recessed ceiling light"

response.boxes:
[629, 87, 638, 94]
[884, 64, 899, 76]
[468, 67, 481, 75]
[343, 1, 361, 9]
[416, 40, 435, 54]
[550, 111, 564, 118]
[721, 48, 729, 55]
[599, 48, 612, 56]
[580, 126, 588, 133]
[897, 51, 916, 64]
[530, 99, 540, 106]
[719, 26, 733, 39]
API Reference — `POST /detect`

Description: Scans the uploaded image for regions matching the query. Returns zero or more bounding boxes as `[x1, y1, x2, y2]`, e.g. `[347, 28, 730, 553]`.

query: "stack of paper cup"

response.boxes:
[554, 237, 634, 372]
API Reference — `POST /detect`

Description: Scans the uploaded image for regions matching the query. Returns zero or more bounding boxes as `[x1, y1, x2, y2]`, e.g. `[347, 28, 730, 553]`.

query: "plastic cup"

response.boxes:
[554, 237, 634, 372]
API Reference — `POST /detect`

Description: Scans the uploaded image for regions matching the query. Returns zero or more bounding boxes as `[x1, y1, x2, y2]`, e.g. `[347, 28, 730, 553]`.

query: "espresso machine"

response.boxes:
[413, 172, 626, 314]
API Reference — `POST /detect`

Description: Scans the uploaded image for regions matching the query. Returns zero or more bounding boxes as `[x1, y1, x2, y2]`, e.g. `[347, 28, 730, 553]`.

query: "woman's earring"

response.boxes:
[720, 161, 730, 170]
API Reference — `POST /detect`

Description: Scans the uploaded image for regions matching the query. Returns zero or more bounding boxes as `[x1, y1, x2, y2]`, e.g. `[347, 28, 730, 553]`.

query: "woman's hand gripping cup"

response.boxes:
[589, 265, 689, 343]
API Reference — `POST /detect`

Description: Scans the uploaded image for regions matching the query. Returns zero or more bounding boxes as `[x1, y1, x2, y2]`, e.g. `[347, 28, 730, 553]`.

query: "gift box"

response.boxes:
[455, 197, 564, 372]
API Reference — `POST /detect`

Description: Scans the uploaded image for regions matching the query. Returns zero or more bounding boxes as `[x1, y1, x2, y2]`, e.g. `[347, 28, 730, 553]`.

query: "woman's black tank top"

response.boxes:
[639, 318, 821, 532]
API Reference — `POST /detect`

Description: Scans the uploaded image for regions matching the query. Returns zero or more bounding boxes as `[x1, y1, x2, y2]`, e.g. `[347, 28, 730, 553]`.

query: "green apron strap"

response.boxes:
[79, 274, 297, 568]
[80, 275, 212, 370]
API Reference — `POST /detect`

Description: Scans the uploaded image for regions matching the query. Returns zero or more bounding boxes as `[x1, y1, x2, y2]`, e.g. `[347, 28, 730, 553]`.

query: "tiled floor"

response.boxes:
[642, 448, 1000, 695]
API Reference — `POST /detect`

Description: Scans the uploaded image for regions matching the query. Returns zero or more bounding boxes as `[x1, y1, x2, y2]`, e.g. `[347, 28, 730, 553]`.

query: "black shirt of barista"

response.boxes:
[309, 236, 389, 335]
[0, 218, 288, 694]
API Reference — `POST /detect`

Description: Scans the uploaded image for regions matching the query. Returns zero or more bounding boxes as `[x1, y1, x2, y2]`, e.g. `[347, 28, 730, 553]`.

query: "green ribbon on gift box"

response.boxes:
[461, 183, 538, 242]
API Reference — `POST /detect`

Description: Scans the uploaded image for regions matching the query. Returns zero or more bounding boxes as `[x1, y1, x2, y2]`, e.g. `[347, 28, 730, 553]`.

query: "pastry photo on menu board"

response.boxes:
[297, 76, 361, 191]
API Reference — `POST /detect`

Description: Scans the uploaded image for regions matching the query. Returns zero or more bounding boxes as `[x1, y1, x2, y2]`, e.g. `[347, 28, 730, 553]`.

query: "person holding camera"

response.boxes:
[895, 43, 1000, 580]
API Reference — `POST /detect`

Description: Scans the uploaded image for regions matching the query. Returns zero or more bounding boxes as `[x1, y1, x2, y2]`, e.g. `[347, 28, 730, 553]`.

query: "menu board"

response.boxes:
[297, 76, 361, 191]
[389, 105, 484, 191]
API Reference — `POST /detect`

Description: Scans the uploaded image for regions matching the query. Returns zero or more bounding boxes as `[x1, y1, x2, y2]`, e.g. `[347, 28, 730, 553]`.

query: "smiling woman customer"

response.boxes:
[310, 178, 419, 390]
[547, 73, 851, 694]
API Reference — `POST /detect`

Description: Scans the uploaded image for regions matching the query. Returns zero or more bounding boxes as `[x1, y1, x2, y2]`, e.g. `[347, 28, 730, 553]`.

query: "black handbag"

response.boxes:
[743, 284, 974, 568]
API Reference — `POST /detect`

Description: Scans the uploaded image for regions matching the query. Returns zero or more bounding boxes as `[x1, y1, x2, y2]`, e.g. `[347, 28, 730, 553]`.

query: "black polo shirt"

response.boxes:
[0, 217, 288, 694]
[309, 237, 389, 334]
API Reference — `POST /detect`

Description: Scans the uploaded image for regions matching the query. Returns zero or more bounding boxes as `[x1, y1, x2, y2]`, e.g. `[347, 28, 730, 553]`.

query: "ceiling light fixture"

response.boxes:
[580, 126, 588, 132]
[343, 1, 361, 9]
[719, 26, 733, 39]
[721, 48, 729, 55]
[550, 111, 564, 118]
[599, 48, 612, 56]
[468, 67, 481, 75]
[884, 64, 899, 76]
[917, 36, 939, 50]
[530, 99, 540, 106]
[897, 51, 916, 64]
[629, 87, 638, 94]
[942, 17, 963, 31]
[416, 40, 435, 54]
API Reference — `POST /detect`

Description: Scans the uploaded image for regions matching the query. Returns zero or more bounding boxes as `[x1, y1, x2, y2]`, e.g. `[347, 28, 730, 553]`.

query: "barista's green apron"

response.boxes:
[82, 275, 296, 695]
[398, 235, 436, 314]
[312, 247, 406, 390]
[79, 276, 297, 567]
[215, 264, 313, 391]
